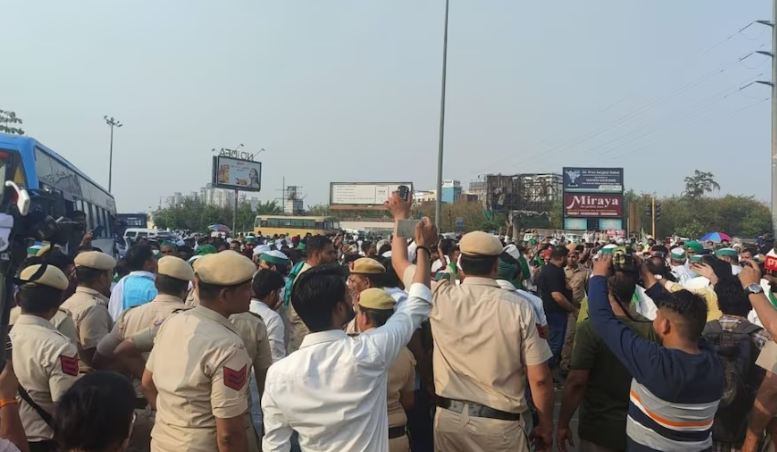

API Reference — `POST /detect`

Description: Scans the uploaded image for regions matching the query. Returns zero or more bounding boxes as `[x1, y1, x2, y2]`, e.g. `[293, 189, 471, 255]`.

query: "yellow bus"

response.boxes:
[254, 215, 341, 237]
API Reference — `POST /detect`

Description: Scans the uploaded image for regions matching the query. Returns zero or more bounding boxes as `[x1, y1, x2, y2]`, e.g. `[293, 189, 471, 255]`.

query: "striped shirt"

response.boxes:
[588, 276, 724, 451]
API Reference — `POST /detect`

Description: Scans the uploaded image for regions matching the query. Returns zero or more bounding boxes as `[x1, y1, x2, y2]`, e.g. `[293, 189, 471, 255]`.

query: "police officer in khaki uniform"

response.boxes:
[355, 288, 416, 452]
[10, 256, 78, 344]
[142, 251, 255, 452]
[228, 309, 272, 441]
[95, 255, 195, 452]
[392, 223, 554, 451]
[60, 251, 115, 373]
[344, 258, 386, 334]
[10, 263, 80, 452]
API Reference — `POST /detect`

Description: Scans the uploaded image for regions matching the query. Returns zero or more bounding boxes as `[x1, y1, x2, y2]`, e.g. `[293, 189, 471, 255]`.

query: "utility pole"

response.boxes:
[753, 5, 777, 239]
[233, 189, 239, 235]
[772, 0, 777, 240]
[651, 195, 656, 239]
[103, 116, 123, 192]
[435, 0, 450, 228]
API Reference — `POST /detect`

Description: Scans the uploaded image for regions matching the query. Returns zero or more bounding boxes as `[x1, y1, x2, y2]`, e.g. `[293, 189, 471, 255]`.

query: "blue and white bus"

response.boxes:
[0, 133, 117, 254]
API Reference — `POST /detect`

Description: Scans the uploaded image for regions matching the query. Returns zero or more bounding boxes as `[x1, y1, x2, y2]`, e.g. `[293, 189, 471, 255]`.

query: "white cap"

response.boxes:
[253, 244, 272, 257]
[503, 244, 521, 261]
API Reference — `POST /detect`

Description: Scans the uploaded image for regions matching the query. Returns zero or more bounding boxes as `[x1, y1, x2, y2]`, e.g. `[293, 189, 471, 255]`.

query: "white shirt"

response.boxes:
[261, 283, 433, 452]
[495, 280, 547, 326]
[107, 271, 155, 321]
[250, 299, 286, 362]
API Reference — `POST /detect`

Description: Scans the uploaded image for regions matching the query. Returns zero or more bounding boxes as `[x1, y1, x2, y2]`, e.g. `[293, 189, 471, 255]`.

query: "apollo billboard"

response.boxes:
[563, 167, 623, 193]
[564, 193, 623, 218]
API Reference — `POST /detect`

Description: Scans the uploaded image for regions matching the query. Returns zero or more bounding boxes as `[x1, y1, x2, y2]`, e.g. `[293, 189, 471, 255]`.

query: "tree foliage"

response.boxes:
[152, 198, 281, 232]
[414, 200, 507, 234]
[632, 195, 771, 239]
[683, 170, 720, 199]
[0, 110, 24, 135]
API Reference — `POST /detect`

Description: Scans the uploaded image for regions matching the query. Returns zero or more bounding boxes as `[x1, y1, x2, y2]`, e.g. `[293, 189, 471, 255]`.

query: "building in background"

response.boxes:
[413, 190, 436, 203]
[283, 185, 304, 215]
[441, 180, 462, 204]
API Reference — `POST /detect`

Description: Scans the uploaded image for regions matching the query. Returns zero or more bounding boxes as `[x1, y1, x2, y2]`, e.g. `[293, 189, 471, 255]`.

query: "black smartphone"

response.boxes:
[397, 185, 410, 202]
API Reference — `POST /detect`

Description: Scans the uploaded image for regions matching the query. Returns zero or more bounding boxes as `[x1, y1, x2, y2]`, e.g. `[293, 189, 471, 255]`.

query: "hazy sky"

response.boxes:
[2, 1, 772, 212]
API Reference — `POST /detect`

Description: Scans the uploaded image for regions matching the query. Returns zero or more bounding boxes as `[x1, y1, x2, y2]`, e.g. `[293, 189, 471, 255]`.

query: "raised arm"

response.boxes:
[365, 214, 435, 367]
[587, 256, 661, 382]
[741, 262, 777, 338]
[387, 190, 412, 282]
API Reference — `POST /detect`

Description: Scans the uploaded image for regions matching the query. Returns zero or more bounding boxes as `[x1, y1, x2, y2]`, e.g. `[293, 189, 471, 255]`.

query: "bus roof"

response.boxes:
[255, 215, 335, 221]
[0, 133, 112, 198]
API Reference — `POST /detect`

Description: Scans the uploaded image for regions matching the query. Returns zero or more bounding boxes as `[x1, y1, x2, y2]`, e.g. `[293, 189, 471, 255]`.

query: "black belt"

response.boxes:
[436, 397, 521, 421]
[388, 425, 406, 439]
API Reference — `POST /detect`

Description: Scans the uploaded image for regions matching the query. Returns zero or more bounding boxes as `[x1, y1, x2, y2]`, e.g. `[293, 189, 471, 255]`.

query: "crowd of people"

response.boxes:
[1, 192, 777, 451]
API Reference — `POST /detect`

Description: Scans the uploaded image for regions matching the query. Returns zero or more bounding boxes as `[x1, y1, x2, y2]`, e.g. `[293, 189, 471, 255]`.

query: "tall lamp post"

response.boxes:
[435, 0, 450, 228]
[104, 116, 123, 193]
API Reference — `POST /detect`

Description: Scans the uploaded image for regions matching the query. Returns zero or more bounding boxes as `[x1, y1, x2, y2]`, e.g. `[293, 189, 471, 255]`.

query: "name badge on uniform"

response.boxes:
[223, 365, 247, 390]
[60, 355, 79, 376]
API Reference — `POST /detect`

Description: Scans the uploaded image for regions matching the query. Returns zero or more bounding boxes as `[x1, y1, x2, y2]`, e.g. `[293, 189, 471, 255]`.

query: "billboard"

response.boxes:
[212, 156, 262, 192]
[564, 193, 623, 218]
[330, 182, 413, 209]
[485, 175, 520, 212]
[563, 167, 624, 193]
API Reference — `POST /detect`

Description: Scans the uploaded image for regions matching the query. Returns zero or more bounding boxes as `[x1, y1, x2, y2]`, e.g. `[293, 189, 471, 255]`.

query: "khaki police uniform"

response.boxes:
[388, 347, 416, 452]
[403, 232, 552, 452]
[286, 262, 312, 353]
[358, 288, 416, 452]
[10, 306, 77, 344]
[102, 256, 195, 452]
[61, 251, 116, 373]
[10, 264, 79, 445]
[146, 251, 255, 452]
[229, 311, 273, 441]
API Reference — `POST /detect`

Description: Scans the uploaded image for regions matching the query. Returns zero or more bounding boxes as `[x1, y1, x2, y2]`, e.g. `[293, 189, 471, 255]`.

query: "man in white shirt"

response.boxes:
[250, 269, 288, 362]
[262, 194, 436, 452]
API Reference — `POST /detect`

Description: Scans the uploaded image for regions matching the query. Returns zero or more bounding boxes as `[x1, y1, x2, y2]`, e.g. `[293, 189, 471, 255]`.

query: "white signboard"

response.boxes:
[330, 182, 413, 206]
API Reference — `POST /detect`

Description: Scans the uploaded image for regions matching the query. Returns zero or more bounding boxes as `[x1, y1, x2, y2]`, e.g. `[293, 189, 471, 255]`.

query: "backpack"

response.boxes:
[702, 320, 765, 444]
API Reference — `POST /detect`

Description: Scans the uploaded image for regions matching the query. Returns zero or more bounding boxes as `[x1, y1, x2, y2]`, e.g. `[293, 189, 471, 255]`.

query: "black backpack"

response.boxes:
[703, 320, 765, 444]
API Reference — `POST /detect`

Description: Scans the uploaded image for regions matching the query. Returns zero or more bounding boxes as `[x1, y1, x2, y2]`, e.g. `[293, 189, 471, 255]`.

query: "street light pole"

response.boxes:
[435, 0, 450, 229]
[772, 0, 777, 240]
[104, 116, 123, 193]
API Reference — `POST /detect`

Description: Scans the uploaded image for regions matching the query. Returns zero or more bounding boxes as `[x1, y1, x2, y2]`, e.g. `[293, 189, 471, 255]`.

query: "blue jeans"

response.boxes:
[546, 310, 568, 369]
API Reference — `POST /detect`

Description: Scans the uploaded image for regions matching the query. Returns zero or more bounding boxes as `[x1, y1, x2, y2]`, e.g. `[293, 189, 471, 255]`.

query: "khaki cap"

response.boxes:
[195, 250, 256, 285]
[351, 258, 386, 275]
[74, 251, 116, 271]
[358, 288, 395, 310]
[459, 231, 503, 257]
[158, 256, 195, 281]
[19, 264, 69, 290]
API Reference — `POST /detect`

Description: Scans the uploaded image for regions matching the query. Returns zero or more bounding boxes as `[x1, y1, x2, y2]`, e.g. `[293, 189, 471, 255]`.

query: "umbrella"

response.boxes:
[700, 232, 731, 243]
[208, 224, 232, 234]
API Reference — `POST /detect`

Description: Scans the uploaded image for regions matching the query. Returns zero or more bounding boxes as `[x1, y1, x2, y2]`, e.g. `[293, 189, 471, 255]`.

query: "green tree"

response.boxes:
[683, 170, 720, 199]
[0, 110, 24, 135]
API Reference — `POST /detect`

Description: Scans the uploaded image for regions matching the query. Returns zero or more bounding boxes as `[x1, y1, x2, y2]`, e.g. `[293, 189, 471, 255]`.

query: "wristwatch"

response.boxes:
[745, 283, 764, 295]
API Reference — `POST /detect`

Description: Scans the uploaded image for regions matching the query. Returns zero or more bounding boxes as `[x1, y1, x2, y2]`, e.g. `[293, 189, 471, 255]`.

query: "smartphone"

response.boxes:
[690, 255, 703, 264]
[397, 219, 420, 239]
[397, 185, 411, 202]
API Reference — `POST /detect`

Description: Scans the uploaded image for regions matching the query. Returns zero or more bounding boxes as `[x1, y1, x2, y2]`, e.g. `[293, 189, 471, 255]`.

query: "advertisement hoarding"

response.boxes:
[330, 182, 413, 209]
[563, 167, 624, 193]
[564, 193, 623, 218]
[212, 156, 262, 192]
